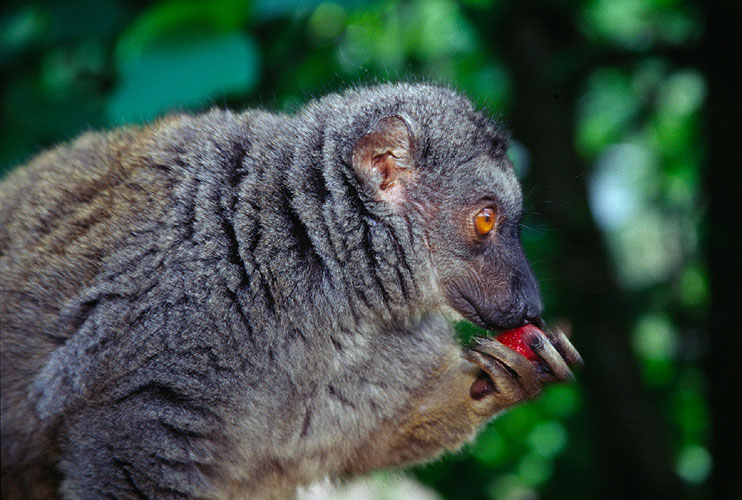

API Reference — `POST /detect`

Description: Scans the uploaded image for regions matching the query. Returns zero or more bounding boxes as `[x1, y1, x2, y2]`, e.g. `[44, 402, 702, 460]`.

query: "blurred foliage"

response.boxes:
[0, 0, 709, 499]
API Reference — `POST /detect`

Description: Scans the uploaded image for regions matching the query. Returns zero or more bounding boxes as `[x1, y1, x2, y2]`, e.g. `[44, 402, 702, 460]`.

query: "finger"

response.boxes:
[546, 327, 584, 368]
[523, 329, 574, 382]
[464, 350, 513, 399]
[468, 338, 541, 397]
[551, 319, 572, 338]
[464, 349, 540, 402]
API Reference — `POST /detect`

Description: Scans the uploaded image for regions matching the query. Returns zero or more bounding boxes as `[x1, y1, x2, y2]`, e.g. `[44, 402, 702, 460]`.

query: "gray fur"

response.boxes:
[1, 83, 544, 499]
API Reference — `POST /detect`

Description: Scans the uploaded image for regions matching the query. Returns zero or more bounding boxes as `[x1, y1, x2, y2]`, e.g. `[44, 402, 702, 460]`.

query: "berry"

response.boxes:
[495, 324, 541, 362]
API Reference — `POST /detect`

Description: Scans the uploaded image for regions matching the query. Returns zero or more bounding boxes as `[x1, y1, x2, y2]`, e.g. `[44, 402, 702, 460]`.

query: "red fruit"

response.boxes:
[495, 324, 541, 362]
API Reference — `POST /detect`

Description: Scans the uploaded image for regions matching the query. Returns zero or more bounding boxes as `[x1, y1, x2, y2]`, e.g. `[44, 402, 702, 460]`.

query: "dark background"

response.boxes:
[1, 1, 739, 499]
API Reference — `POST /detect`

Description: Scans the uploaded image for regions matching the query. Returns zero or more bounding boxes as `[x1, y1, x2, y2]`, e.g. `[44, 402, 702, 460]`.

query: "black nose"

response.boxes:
[524, 313, 545, 329]
[510, 241, 543, 327]
[520, 270, 542, 323]
[524, 300, 543, 326]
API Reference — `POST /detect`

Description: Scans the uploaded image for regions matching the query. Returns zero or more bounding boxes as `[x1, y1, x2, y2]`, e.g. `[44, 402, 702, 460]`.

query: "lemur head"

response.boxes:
[350, 84, 542, 331]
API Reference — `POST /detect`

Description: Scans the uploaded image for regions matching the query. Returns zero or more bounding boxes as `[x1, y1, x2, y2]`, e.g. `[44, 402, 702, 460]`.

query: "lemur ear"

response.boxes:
[352, 114, 414, 204]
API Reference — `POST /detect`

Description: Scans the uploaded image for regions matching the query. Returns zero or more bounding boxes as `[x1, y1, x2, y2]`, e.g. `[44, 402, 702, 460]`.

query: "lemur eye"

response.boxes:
[474, 207, 497, 236]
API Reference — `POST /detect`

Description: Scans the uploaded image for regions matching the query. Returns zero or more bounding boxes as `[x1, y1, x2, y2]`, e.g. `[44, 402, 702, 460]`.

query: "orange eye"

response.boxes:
[474, 208, 496, 236]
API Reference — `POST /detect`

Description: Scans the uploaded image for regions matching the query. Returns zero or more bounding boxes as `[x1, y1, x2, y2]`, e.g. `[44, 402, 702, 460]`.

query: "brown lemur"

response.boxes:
[0, 83, 582, 499]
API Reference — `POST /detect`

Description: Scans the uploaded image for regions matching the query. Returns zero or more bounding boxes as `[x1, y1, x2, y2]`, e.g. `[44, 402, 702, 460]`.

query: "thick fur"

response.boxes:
[1, 83, 579, 499]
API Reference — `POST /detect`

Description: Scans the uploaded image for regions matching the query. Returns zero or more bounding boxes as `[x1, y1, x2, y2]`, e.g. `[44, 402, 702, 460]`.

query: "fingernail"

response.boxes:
[572, 351, 585, 367]
[526, 333, 543, 351]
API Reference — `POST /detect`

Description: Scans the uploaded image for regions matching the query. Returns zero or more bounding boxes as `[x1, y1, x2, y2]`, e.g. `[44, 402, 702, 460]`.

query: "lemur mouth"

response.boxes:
[455, 294, 543, 334]
[453, 294, 555, 373]
[444, 279, 542, 334]
[526, 316, 546, 330]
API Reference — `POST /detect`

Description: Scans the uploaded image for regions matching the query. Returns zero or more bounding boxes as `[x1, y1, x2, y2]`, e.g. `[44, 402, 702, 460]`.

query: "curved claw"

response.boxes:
[546, 327, 584, 368]
[465, 337, 541, 400]
[523, 328, 574, 382]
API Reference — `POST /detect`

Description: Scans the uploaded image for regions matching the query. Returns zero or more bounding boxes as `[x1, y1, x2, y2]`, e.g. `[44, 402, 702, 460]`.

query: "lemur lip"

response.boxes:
[527, 316, 546, 330]
[479, 319, 547, 337]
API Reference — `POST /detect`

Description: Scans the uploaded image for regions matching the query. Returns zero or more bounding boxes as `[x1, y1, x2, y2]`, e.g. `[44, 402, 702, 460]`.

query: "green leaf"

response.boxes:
[107, 32, 259, 125]
[115, 0, 250, 67]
